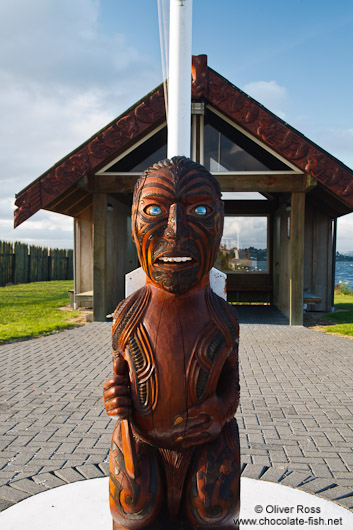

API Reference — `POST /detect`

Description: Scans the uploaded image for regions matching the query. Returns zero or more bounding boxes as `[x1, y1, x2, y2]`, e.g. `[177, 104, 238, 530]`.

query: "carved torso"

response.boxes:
[105, 157, 241, 529]
[112, 282, 239, 449]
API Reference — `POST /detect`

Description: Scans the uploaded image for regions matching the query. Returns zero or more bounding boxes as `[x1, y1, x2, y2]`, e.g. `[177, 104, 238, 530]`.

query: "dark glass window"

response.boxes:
[204, 110, 289, 172]
[106, 127, 167, 173]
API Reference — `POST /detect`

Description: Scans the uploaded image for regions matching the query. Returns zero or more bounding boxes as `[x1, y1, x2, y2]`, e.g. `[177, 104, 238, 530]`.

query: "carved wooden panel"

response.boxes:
[14, 55, 353, 229]
[191, 54, 208, 98]
[14, 87, 165, 227]
[103, 157, 241, 528]
[206, 68, 353, 206]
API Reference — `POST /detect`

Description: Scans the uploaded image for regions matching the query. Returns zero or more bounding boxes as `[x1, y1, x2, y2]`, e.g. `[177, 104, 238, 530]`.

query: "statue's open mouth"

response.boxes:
[154, 254, 196, 269]
[153, 242, 198, 269]
[158, 256, 192, 263]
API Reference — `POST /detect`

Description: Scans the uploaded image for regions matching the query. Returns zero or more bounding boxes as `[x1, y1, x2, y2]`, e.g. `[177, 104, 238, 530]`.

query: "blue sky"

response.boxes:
[1, 0, 353, 251]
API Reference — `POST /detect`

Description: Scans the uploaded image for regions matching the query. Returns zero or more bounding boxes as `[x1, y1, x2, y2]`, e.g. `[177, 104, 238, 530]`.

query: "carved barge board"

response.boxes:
[14, 55, 353, 228]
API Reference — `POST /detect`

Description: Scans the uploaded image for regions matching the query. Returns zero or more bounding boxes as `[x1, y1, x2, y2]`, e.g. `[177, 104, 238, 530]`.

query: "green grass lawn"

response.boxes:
[1, 281, 352, 342]
[323, 291, 353, 337]
[0, 281, 81, 343]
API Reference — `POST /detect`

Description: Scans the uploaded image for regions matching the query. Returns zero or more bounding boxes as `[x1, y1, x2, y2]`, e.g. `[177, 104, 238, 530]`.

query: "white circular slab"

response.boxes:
[240, 478, 352, 529]
[0, 477, 352, 529]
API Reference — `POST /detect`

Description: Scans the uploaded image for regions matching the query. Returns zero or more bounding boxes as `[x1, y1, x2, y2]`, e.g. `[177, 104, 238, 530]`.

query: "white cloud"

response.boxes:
[313, 128, 353, 170]
[1, 211, 73, 249]
[0, 77, 115, 182]
[0, 0, 161, 249]
[0, 0, 147, 90]
[242, 80, 288, 119]
[337, 213, 353, 253]
[222, 217, 267, 249]
[0, 219, 12, 228]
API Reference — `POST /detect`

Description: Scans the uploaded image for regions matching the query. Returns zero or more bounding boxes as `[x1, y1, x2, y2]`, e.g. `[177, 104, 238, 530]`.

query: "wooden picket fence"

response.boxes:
[0, 241, 73, 286]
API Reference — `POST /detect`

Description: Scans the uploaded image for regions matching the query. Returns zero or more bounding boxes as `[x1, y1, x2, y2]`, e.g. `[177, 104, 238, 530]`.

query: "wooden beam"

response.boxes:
[303, 173, 317, 192]
[80, 175, 139, 194]
[289, 191, 305, 325]
[93, 193, 107, 321]
[224, 200, 277, 215]
[46, 187, 88, 213]
[217, 173, 308, 193]
[66, 195, 93, 217]
[80, 172, 314, 195]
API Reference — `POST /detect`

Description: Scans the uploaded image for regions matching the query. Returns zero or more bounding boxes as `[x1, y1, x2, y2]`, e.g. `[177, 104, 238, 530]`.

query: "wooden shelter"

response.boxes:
[14, 55, 353, 325]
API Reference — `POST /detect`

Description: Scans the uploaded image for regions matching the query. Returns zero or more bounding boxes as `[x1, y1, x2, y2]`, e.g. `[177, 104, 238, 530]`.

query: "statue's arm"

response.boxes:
[103, 353, 131, 418]
[172, 347, 239, 448]
[216, 301, 240, 422]
[217, 350, 240, 422]
[103, 298, 132, 418]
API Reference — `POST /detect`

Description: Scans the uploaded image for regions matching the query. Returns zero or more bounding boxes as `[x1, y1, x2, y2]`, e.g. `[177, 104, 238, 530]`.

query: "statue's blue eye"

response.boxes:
[194, 205, 207, 216]
[145, 205, 162, 216]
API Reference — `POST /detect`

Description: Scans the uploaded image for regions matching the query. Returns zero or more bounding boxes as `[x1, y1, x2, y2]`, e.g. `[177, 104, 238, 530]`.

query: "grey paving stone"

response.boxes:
[75, 464, 105, 479]
[320, 486, 353, 501]
[330, 478, 353, 487]
[0, 484, 29, 502]
[54, 468, 85, 483]
[280, 471, 314, 488]
[32, 473, 67, 489]
[332, 496, 353, 510]
[98, 462, 109, 476]
[0, 498, 14, 511]
[9, 478, 48, 495]
[310, 464, 334, 478]
[1, 317, 353, 510]
[269, 450, 289, 463]
[252, 456, 271, 466]
[298, 478, 337, 494]
[325, 457, 350, 473]
[241, 464, 268, 479]
[260, 467, 288, 484]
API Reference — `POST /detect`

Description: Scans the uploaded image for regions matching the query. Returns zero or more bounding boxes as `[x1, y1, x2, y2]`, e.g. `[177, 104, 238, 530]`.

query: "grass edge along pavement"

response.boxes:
[0, 280, 80, 343]
[0, 281, 352, 343]
[322, 288, 353, 337]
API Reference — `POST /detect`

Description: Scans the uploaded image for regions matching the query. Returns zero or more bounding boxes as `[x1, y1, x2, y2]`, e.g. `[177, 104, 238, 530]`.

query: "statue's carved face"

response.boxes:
[132, 158, 224, 295]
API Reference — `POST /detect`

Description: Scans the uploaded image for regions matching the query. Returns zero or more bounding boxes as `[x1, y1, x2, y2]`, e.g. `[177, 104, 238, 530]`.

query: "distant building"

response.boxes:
[14, 56, 353, 324]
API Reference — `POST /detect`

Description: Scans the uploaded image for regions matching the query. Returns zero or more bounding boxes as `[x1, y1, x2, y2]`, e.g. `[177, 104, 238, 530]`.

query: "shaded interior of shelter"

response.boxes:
[44, 105, 348, 323]
[18, 56, 352, 326]
[236, 304, 289, 325]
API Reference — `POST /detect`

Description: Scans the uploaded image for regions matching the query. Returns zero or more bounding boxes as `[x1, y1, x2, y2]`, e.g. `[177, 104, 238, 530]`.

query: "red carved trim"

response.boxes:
[14, 87, 165, 227]
[207, 68, 353, 207]
[14, 181, 42, 228]
[14, 59, 353, 228]
[192, 55, 208, 99]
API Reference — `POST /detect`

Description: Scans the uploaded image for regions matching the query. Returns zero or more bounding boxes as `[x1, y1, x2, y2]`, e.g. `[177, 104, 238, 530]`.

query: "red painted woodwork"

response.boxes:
[206, 68, 353, 202]
[103, 158, 241, 529]
[14, 55, 353, 228]
[14, 87, 166, 227]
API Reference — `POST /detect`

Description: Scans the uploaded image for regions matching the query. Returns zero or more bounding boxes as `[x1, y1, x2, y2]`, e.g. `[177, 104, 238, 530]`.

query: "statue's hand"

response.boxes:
[172, 393, 225, 448]
[103, 356, 131, 419]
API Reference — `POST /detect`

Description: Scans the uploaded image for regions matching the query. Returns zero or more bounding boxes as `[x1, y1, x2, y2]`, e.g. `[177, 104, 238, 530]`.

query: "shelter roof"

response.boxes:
[14, 55, 353, 227]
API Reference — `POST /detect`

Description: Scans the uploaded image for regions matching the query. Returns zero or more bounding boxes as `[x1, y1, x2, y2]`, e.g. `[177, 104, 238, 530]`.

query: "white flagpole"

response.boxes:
[167, 0, 193, 159]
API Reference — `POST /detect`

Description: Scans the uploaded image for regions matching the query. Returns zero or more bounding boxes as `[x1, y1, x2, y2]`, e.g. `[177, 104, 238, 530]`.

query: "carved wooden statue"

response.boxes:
[103, 157, 240, 529]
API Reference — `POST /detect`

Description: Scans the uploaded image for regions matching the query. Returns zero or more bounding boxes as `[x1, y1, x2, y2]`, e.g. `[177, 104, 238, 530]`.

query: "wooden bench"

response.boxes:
[303, 291, 321, 304]
[303, 291, 321, 310]
[228, 284, 273, 303]
[69, 289, 93, 308]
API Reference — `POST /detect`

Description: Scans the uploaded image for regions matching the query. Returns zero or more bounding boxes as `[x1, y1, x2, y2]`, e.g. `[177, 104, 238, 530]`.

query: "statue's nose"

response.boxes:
[165, 203, 183, 238]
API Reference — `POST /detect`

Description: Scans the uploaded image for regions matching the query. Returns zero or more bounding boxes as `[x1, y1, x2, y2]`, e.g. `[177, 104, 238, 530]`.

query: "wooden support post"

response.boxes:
[289, 191, 305, 325]
[93, 193, 107, 322]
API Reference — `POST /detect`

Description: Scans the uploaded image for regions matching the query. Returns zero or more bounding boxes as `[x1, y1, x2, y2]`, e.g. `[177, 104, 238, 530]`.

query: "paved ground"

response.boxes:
[1, 307, 353, 512]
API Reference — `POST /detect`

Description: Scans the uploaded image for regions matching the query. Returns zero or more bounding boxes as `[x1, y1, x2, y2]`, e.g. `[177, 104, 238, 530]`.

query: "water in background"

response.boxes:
[335, 261, 353, 288]
[225, 260, 353, 288]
